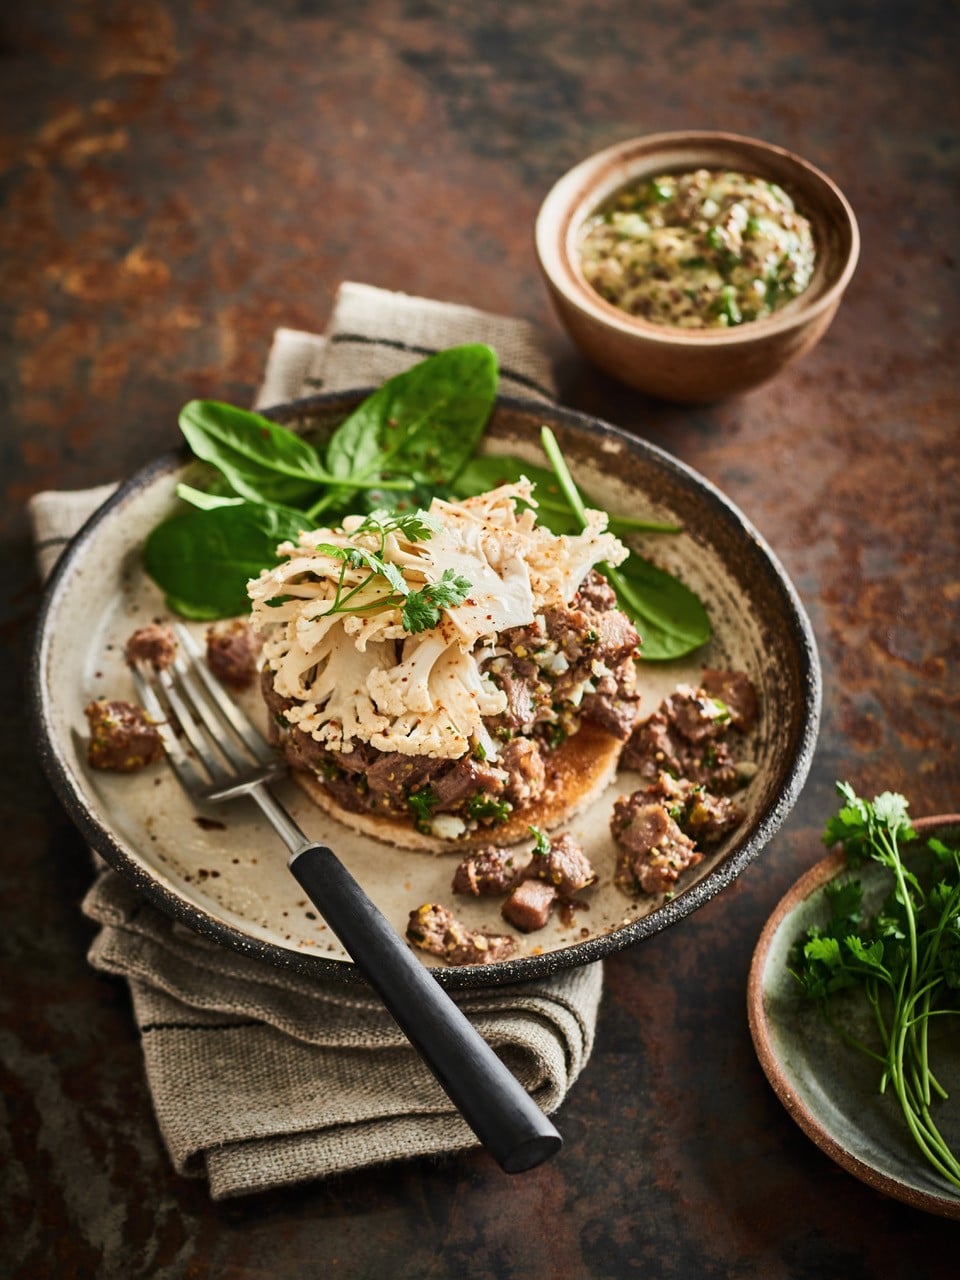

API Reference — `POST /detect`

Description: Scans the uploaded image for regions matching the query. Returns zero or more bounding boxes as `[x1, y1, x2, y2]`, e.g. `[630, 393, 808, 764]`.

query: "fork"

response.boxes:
[129, 623, 562, 1174]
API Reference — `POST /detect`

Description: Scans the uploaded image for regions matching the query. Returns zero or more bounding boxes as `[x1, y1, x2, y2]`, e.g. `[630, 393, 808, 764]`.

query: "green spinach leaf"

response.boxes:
[539, 426, 710, 661]
[316, 344, 498, 517]
[143, 501, 307, 619]
[179, 400, 328, 508]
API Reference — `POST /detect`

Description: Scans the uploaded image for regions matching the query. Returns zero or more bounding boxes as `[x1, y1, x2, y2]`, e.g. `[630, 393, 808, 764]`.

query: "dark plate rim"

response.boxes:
[31, 389, 821, 989]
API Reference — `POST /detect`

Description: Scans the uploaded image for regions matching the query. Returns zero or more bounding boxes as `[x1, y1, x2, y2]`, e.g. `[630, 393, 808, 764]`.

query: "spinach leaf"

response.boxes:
[143, 502, 306, 619]
[179, 400, 328, 508]
[315, 344, 498, 518]
[606, 553, 711, 661]
[539, 426, 711, 661]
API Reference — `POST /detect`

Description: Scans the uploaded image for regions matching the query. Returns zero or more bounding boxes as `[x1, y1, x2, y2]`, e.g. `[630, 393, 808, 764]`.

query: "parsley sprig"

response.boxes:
[313, 510, 471, 635]
[789, 782, 960, 1190]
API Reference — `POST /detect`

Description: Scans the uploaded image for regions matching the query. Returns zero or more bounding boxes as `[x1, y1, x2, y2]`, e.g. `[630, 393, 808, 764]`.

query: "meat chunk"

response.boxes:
[206, 619, 263, 690]
[406, 903, 515, 966]
[611, 793, 702, 896]
[579, 662, 640, 740]
[124, 623, 177, 670]
[430, 756, 508, 814]
[85, 699, 164, 772]
[452, 845, 522, 897]
[665, 683, 733, 743]
[642, 771, 744, 847]
[502, 879, 559, 932]
[700, 668, 758, 732]
[575, 569, 617, 613]
[523, 831, 597, 896]
[498, 737, 546, 807]
[622, 706, 740, 794]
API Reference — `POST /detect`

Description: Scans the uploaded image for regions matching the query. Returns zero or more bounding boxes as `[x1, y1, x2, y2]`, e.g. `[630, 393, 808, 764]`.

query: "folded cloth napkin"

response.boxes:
[29, 283, 603, 1200]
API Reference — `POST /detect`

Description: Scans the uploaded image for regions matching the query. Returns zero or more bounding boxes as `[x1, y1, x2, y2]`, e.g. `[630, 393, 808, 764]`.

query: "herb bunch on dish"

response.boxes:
[790, 782, 960, 1190]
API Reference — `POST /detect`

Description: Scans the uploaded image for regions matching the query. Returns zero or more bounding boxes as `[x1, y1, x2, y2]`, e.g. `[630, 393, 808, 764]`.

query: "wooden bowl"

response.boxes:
[535, 130, 860, 402]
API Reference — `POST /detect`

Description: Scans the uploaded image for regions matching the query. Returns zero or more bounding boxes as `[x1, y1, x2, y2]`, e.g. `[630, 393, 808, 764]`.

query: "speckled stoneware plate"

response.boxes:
[748, 816, 960, 1218]
[32, 392, 820, 989]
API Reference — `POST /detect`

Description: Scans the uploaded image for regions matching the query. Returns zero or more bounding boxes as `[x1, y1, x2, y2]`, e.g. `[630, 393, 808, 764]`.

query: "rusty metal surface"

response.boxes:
[2, 1, 958, 1276]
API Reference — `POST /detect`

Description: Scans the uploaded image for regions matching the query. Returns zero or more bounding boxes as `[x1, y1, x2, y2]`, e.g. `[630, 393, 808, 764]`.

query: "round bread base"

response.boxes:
[291, 721, 624, 853]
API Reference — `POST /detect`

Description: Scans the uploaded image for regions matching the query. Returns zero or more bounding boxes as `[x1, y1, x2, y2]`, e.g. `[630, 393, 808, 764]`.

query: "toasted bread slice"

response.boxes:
[290, 720, 623, 853]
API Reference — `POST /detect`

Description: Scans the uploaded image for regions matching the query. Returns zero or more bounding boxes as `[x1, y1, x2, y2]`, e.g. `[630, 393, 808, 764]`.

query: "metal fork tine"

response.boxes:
[173, 624, 276, 764]
[153, 664, 234, 786]
[169, 654, 255, 774]
[129, 661, 210, 794]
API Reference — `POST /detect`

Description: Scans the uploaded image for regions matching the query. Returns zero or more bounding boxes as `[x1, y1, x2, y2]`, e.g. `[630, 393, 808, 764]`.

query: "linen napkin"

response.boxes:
[30, 282, 603, 1200]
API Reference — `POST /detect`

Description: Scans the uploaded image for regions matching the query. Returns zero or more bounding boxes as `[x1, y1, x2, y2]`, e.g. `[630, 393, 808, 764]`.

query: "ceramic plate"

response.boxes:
[32, 392, 820, 988]
[748, 816, 960, 1218]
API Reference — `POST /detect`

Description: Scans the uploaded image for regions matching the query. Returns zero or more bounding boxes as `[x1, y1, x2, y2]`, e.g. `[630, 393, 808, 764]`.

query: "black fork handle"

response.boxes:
[288, 843, 562, 1173]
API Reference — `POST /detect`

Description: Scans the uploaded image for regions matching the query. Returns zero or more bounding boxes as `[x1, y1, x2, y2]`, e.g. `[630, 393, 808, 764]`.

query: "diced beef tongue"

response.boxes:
[205, 619, 263, 690]
[610, 794, 702, 896]
[452, 845, 522, 896]
[575, 569, 617, 613]
[666, 684, 729, 743]
[498, 737, 546, 807]
[580, 665, 640, 741]
[502, 879, 559, 932]
[611, 797, 671, 853]
[430, 757, 507, 813]
[406, 903, 515, 966]
[543, 604, 593, 661]
[125, 623, 177, 670]
[591, 608, 639, 667]
[84, 700, 164, 773]
[489, 663, 537, 732]
[365, 753, 445, 806]
[700, 668, 758, 731]
[523, 832, 597, 895]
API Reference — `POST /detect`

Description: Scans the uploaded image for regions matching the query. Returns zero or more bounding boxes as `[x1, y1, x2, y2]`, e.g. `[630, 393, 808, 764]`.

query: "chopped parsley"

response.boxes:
[311, 511, 470, 634]
[467, 793, 512, 825]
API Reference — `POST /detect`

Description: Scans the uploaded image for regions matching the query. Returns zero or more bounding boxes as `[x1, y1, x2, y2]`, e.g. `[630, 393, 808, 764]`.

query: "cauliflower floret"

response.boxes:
[249, 481, 630, 760]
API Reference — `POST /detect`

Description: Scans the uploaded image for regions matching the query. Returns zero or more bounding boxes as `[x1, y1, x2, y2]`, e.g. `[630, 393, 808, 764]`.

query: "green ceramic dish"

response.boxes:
[748, 815, 960, 1218]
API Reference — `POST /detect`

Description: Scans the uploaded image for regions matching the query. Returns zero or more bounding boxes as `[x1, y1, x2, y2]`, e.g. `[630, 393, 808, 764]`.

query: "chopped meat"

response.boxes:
[124, 623, 177, 670]
[430, 757, 508, 813]
[641, 771, 744, 846]
[611, 793, 702, 895]
[206, 619, 263, 690]
[622, 699, 743, 795]
[665, 683, 732, 743]
[85, 699, 164, 772]
[488, 661, 538, 732]
[701, 668, 758, 731]
[579, 662, 640, 740]
[523, 831, 597, 895]
[591, 608, 640, 668]
[452, 845, 522, 896]
[498, 737, 546, 807]
[543, 603, 594, 662]
[502, 878, 559, 932]
[364, 753, 445, 809]
[575, 569, 617, 613]
[406, 903, 515, 966]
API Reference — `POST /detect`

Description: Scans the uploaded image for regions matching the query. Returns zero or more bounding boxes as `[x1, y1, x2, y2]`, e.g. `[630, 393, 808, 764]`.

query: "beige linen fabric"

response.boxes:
[29, 284, 603, 1200]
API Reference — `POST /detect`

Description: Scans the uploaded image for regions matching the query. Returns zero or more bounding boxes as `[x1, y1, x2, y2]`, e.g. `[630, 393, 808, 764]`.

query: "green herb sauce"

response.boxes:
[578, 169, 816, 329]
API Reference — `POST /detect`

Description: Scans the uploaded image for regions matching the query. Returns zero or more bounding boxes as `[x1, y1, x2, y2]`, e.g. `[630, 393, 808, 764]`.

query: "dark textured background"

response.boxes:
[2, 1, 958, 1276]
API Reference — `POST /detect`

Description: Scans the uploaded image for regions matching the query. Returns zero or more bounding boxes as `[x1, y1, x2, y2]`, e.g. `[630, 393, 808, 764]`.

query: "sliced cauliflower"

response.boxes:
[249, 481, 629, 759]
